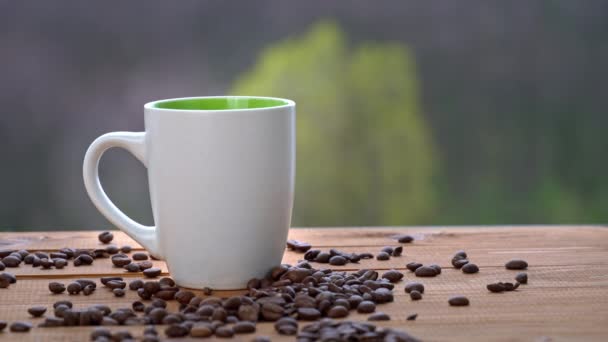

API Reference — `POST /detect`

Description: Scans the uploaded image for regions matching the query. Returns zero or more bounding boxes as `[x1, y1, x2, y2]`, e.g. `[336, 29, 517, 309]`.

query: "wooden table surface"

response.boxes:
[1, 226, 607, 341]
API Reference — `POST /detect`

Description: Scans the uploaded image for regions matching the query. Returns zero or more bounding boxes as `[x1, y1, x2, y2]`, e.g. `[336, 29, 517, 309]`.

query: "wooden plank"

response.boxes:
[2, 226, 607, 251]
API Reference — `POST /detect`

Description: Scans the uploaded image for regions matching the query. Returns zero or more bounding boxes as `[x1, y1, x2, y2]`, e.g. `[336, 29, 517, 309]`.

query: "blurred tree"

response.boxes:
[232, 21, 437, 226]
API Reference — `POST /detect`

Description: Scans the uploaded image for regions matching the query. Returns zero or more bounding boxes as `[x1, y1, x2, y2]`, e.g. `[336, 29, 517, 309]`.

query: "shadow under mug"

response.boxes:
[83, 96, 295, 289]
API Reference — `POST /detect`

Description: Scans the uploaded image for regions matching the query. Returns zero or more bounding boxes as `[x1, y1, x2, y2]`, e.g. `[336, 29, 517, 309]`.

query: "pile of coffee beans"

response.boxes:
[303, 248, 373, 266]
[48, 279, 97, 295]
[297, 318, 420, 341]
[286, 240, 312, 253]
[451, 250, 479, 274]
[376, 246, 403, 261]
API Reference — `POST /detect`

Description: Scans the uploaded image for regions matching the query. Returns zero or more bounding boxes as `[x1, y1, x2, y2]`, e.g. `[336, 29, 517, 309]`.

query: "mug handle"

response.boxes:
[83, 132, 162, 259]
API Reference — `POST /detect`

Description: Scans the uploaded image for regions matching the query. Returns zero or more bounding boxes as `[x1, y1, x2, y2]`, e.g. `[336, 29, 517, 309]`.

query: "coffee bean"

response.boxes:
[49, 282, 66, 294]
[237, 304, 259, 322]
[405, 282, 425, 293]
[53, 300, 72, 309]
[132, 301, 145, 312]
[376, 252, 390, 261]
[286, 240, 312, 253]
[505, 259, 528, 270]
[487, 283, 505, 293]
[429, 264, 442, 274]
[74, 254, 93, 266]
[159, 277, 175, 287]
[137, 260, 153, 270]
[327, 305, 349, 318]
[406, 262, 423, 272]
[106, 280, 127, 289]
[111, 255, 132, 267]
[100, 276, 123, 285]
[329, 255, 347, 266]
[2, 256, 21, 267]
[407, 313, 418, 321]
[144, 267, 162, 278]
[129, 279, 144, 290]
[165, 323, 190, 338]
[415, 266, 437, 277]
[381, 246, 394, 255]
[113, 288, 126, 297]
[261, 302, 284, 321]
[28, 306, 47, 317]
[59, 248, 75, 258]
[132, 252, 148, 260]
[41, 317, 65, 327]
[105, 245, 119, 254]
[155, 290, 176, 300]
[304, 249, 321, 261]
[396, 234, 414, 243]
[448, 295, 470, 306]
[175, 290, 195, 305]
[1, 272, 16, 284]
[356, 300, 376, 313]
[112, 331, 133, 340]
[233, 321, 256, 334]
[98, 231, 114, 244]
[67, 282, 82, 294]
[314, 252, 331, 263]
[516, 272, 528, 284]
[10, 321, 33, 332]
[502, 282, 519, 291]
[0, 320, 6, 332]
[203, 286, 213, 295]
[120, 245, 132, 253]
[410, 290, 422, 300]
[452, 258, 469, 269]
[0, 261, 5, 271]
[216, 325, 235, 337]
[359, 252, 374, 259]
[0, 276, 9, 288]
[54, 259, 68, 269]
[454, 250, 467, 259]
[462, 263, 479, 274]
[91, 327, 112, 339]
[368, 312, 391, 321]
[190, 322, 214, 337]
[392, 246, 403, 256]
[381, 269, 404, 283]
[371, 288, 394, 303]
[143, 281, 161, 294]
[124, 263, 140, 272]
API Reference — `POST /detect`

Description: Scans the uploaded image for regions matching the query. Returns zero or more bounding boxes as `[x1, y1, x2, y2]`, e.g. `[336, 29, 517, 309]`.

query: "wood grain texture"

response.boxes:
[0, 226, 607, 341]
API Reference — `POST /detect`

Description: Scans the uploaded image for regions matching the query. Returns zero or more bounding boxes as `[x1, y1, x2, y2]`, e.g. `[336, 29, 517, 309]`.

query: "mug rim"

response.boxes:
[144, 96, 295, 112]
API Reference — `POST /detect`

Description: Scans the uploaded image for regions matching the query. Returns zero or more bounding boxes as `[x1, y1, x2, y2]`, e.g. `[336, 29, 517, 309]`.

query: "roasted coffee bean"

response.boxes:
[124, 263, 140, 272]
[371, 288, 394, 303]
[106, 280, 127, 289]
[368, 312, 391, 321]
[98, 231, 114, 244]
[49, 282, 66, 294]
[93, 248, 109, 258]
[381, 246, 394, 255]
[75, 279, 96, 289]
[216, 325, 235, 337]
[327, 305, 349, 318]
[113, 288, 126, 297]
[429, 264, 441, 274]
[40, 258, 54, 269]
[462, 263, 479, 274]
[376, 252, 390, 261]
[359, 252, 374, 259]
[212, 307, 228, 322]
[406, 262, 423, 272]
[237, 305, 259, 322]
[405, 281, 425, 294]
[143, 281, 161, 294]
[453, 250, 467, 259]
[159, 277, 175, 287]
[2, 256, 21, 267]
[296, 307, 321, 320]
[200, 286, 212, 296]
[314, 252, 331, 263]
[105, 245, 119, 254]
[79, 284, 93, 296]
[1, 272, 16, 284]
[111, 255, 131, 267]
[112, 331, 134, 340]
[448, 295, 470, 306]
[190, 322, 214, 337]
[233, 321, 256, 334]
[286, 239, 312, 253]
[74, 254, 93, 266]
[516, 272, 528, 284]
[100, 276, 122, 285]
[175, 290, 195, 305]
[0, 261, 5, 271]
[91, 327, 112, 339]
[132, 252, 148, 260]
[407, 313, 418, 321]
[54, 259, 67, 269]
[58, 248, 75, 259]
[381, 269, 404, 283]
[54, 304, 70, 318]
[67, 282, 82, 294]
[505, 259, 528, 270]
[132, 301, 145, 312]
[357, 300, 376, 313]
[10, 321, 33, 332]
[155, 290, 176, 300]
[392, 246, 403, 256]
[144, 267, 162, 278]
[396, 234, 414, 243]
[28, 306, 47, 317]
[53, 300, 73, 309]
[304, 249, 321, 261]
[40, 317, 65, 327]
[0, 276, 9, 288]
[452, 258, 469, 269]
[410, 290, 422, 300]
[261, 302, 284, 321]
[415, 265, 438, 277]
[129, 279, 144, 290]
[0, 250, 13, 258]
[120, 245, 132, 253]
[487, 283, 505, 293]
[328, 255, 347, 266]
[138, 260, 153, 270]
[502, 282, 520, 291]
[165, 323, 190, 338]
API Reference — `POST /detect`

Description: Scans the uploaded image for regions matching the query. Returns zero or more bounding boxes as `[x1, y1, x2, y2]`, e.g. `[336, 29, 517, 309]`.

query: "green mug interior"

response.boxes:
[151, 97, 290, 111]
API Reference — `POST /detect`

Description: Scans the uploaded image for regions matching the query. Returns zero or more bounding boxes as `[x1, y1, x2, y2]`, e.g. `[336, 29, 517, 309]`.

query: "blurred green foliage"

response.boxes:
[232, 21, 437, 226]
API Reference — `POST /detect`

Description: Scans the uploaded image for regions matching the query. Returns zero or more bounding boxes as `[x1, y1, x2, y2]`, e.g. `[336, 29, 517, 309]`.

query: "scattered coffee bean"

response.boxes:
[0, 261, 4, 271]
[132, 252, 148, 260]
[91, 327, 112, 340]
[10, 321, 33, 332]
[100, 276, 123, 285]
[105, 245, 119, 254]
[410, 290, 422, 300]
[49, 282, 66, 294]
[452, 258, 469, 269]
[429, 264, 441, 274]
[54, 259, 67, 269]
[407, 313, 418, 321]
[233, 321, 256, 334]
[274, 317, 298, 335]
[381, 246, 394, 255]
[113, 288, 126, 297]
[1, 272, 16, 284]
[368, 312, 391, 321]
[53, 300, 73, 309]
[120, 245, 132, 253]
[314, 252, 331, 263]
[405, 282, 425, 293]
[106, 280, 127, 289]
[98, 231, 114, 244]
[448, 295, 469, 306]
[516, 272, 528, 284]
[406, 262, 423, 272]
[382, 269, 404, 283]
[462, 263, 479, 274]
[376, 252, 390, 261]
[216, 325, 235, 337]
[137, 260, 153, 270]
[392, 246, 403, 256]
[297, 307, 321, 320]
[144, 267, 162, 278]
[82, 285, 94, 296]
[502, 282, 519, 291]
[74, 254, 93, 266]
[0, 321, 6, 332]
[415, 266, 438, 277]
[132, 301, 145, 312]
[129, 279, 144, 290]
[0, 276, 10, 288]
[165, 323, 190, 338]
[124, 263, 141, 272]
[505, 259, 528, 270]
[487, 283, 506, 293]
[359, 252, 374, 259]
[327, 305, 349, 318]
[2, 256, 21, 267]
[111, 255, 132, 267]
[28, 306, 47, 317]
[190, 322, 214, 337]
[286, 239, 312, 253]
[67, 282, 82, 294]
[396, 234, 414, 243]
[328, 255, 347, 266]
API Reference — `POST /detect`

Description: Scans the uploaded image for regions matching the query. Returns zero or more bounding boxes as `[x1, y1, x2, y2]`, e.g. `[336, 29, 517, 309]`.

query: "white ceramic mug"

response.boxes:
[83, 96, 295, 289]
